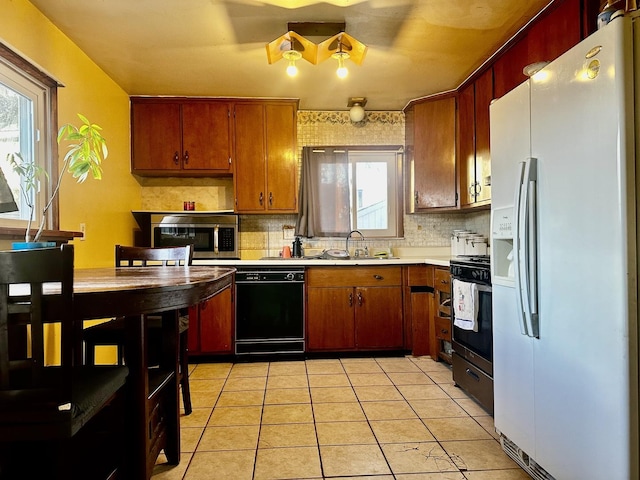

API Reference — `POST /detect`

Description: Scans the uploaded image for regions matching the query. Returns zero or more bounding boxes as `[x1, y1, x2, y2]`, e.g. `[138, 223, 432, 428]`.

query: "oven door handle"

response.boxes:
[214, 225, 219, 255]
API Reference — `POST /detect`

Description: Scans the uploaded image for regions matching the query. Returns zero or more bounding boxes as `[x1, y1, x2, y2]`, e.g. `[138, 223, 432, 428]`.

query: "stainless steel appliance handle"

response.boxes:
[517, 158, 539, 338]
[214, 225, 219, 254]
[513, 161, 528, 336]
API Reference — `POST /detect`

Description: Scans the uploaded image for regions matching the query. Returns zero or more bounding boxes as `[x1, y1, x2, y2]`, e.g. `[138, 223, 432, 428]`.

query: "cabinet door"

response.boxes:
[265, 104, 297, 212]
[131, 102, 181, 171]
[199, 287, 233, 354]
[457, 83, 475, 207]
[182, 102, 232, 172]
[234, 103, 266, 212]
[187, 304, 200, 353]
[413, 97, 457, 209]
[306, 287, 355, 351]
[527, 0, 581, 67]
[474, 68, 493, 204]
[355, 287, 403, 349]
[410, 291, 432, 357]
[493, 37, 529, 99]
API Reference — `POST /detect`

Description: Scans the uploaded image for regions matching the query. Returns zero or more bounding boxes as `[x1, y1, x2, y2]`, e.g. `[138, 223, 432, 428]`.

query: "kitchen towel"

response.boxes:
[453, 279, 479, 332]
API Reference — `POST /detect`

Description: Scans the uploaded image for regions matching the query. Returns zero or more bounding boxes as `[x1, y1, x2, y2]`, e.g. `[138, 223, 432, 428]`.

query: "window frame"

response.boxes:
[348, 149, 401, 238]
[0, 41, 59, 233]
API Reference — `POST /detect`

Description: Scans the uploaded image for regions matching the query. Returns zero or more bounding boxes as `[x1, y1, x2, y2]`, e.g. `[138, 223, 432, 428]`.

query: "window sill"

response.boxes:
[0, 227, 82, 243]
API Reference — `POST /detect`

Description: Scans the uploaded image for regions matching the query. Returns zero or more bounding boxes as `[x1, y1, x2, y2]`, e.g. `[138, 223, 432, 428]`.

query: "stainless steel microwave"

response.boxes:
[151, 214, 239, 259]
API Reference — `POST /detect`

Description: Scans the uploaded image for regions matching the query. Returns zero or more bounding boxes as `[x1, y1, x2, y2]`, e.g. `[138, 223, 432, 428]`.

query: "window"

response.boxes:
[0, 43, 56, 230]
[296, 146, 403, 238]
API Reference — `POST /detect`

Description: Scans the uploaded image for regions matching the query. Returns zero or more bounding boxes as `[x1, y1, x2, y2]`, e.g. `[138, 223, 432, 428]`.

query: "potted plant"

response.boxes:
[7, 114, 107, 247]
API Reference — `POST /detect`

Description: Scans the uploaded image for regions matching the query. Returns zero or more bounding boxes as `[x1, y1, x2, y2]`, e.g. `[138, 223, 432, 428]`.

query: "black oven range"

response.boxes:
[450, 255, 493, 414]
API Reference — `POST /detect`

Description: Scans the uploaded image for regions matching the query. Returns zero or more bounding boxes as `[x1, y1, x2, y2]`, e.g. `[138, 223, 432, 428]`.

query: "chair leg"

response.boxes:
[85, 340, 96, 365]
[179, 330, 192, 415]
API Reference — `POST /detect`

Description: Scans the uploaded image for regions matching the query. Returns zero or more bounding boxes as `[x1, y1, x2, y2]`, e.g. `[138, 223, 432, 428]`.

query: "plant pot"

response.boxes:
[12, 241, 57, 250]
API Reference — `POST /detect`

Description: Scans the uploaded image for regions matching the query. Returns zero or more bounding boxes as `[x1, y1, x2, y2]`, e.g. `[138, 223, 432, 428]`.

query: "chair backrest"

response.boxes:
[115, 245, 193, 267]
[0, 244, 74, 407]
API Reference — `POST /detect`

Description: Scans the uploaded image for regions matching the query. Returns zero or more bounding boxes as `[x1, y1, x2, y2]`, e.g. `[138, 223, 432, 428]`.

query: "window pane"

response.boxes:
[355, 160, 388, 230]
[0, 82, 35, 221]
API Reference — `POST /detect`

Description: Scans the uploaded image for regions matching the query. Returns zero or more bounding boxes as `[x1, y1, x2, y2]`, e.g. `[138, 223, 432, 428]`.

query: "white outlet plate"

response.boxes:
[80, 223, 86, 240]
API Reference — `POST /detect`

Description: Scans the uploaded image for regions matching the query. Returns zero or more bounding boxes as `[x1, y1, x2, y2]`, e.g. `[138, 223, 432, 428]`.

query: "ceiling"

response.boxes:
[29, 0, 552, 111]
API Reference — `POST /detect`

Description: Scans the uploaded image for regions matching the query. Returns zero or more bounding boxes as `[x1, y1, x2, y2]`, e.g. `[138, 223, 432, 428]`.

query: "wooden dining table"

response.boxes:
[64, 265, 236, 479]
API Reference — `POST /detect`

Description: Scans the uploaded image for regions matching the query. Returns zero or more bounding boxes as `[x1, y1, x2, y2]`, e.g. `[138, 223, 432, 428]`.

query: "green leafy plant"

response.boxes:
[7, 114, 108, 242]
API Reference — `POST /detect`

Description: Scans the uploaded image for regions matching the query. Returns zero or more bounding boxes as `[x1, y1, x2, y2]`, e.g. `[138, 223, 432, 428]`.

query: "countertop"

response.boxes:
[193, 247, 452, 268]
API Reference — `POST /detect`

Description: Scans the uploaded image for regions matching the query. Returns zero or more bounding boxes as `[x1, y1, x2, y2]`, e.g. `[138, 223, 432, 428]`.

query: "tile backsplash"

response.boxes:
[139, 110, 490, 257]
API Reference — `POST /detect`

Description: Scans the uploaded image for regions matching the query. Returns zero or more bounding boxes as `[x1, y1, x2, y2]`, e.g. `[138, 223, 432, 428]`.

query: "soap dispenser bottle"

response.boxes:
[292, 236, 303, 258]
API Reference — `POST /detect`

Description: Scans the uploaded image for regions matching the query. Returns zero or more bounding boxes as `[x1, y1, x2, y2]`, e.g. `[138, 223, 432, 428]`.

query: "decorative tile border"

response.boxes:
[298, 111, 404, 126]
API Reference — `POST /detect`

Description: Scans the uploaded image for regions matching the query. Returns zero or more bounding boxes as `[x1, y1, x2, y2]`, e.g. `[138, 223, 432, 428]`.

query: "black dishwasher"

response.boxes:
[235, 267, 305, 355]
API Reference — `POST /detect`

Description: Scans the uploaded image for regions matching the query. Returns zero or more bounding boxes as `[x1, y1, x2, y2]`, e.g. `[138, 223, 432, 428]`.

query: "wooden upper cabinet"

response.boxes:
[457, 68, 492, 208]
[131, 98, 232, 176]
[265, 103, 298, 212]
[493, 0, 584, 100]
[234, 103, 267, 211]
[181, 102, 232, 171]
[474, 68, 492, 205]
[409, 96, 457, 210]
[493, 37, 529, 99]
[131, 102, 182, 171]
[234, 101, 298, 213]
[527, 0, 581, 67]
[457, 83, 475, 208]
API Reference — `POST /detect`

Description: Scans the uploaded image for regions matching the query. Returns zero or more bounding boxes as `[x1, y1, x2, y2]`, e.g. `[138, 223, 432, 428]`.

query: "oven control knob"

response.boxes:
[286, 273, 295, 281]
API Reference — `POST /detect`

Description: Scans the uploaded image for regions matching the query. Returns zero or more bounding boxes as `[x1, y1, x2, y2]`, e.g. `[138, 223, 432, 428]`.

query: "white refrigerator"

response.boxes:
[490, 14, 639, 480]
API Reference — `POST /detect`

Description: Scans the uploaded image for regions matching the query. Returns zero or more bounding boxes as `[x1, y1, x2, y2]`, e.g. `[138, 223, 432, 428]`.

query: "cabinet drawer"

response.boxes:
[434, 269, 451, 292]
[307, 266, 402, 287]
[434, 316, 452, 341]
[406, 265, 434, 287]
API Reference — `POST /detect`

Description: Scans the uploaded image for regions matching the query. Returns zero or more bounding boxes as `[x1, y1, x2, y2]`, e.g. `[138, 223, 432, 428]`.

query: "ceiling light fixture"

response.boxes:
[283, 49, 302, 77]
[347, 97, 367, 123]
[332, 43, 350, 79]
[266, 23, 367, 78]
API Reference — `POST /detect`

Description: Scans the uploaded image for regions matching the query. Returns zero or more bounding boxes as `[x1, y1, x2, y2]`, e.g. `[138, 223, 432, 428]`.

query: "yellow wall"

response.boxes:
[0, 0, 140, 268]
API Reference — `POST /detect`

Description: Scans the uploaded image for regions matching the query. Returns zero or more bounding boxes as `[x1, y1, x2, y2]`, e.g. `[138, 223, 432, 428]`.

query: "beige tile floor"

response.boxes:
[152, 356, 529, 480]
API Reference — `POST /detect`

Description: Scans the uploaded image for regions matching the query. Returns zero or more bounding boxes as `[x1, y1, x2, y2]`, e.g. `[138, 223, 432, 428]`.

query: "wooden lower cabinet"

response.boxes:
[403, 265, 435, 356]
[432, 267, 452, 364]
[306, 267, 403, 352]
[187, 285, 233, 355]
[306, 287, 355, 351]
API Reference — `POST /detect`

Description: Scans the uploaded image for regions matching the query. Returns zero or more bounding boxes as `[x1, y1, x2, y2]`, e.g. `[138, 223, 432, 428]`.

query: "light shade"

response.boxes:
[0, 168, 18, 213]
[349, 104, 365, 122]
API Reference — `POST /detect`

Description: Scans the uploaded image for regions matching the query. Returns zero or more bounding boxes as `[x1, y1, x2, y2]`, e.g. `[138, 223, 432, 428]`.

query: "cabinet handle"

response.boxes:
[441, 328, 449, 334]
[476, 182, 482, 194]
[184, 150, 189, 164]
[269, 192, 273, 206]
[414, 191, 418, 205]
[373, 275, 383, 280]
[259, 192, 264, 205]
[441, 279, 449, 284]
[357, 291, 363, 306]
[173, 151, 179, 165]
[349, 292, 353, 306]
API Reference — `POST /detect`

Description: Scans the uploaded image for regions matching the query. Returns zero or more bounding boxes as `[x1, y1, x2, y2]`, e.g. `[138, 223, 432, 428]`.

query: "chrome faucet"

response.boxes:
[346, 230, 366, 257]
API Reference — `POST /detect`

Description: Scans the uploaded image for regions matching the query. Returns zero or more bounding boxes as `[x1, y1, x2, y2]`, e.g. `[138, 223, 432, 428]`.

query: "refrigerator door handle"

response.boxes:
[519, 158, 539, 338]
[513, 161, 529, 336]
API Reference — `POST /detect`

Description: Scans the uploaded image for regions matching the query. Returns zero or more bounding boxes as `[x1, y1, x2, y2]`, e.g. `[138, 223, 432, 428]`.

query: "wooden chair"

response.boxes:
[83, 244, 193, 415]
[0, 244, 129, 479]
